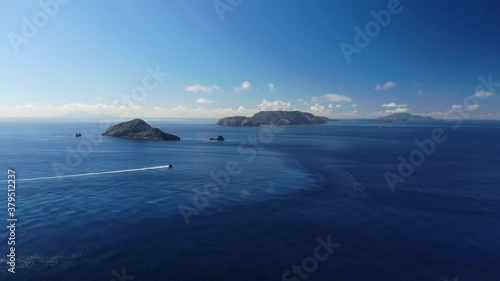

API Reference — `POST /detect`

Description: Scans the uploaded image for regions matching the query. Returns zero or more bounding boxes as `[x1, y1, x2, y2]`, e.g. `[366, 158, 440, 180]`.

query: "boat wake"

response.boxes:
[1, 164, 172, 182]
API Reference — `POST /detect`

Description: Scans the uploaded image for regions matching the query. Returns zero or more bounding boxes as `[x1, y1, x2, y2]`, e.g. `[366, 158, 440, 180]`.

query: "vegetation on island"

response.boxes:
[217, 111, 337, 126]
[102, 119, 180, 141]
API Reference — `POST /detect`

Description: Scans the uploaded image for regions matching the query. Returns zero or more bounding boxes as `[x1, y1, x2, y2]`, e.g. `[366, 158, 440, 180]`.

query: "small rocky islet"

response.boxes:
[210, 136, 225, 141]
[101, 119, 180, 141]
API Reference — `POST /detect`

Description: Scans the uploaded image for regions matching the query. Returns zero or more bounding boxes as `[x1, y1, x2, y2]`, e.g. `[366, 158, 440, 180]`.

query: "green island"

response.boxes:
[102, 119, 180, 141]
[217, 111, 338, 126]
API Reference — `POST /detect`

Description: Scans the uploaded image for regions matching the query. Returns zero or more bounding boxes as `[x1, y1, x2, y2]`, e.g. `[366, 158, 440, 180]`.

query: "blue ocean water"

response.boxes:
[0, 119, 499, 281]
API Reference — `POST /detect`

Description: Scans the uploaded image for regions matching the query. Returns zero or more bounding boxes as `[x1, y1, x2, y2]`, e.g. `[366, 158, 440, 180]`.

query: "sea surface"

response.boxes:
[0, 119, 499, 281]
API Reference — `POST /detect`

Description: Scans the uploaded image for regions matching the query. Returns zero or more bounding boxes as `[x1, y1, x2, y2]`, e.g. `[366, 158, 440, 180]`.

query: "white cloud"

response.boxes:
[421, 111, 444, 118]
[382, 102, 407, 108]
[334, 111, 360, 118]
[258, 99, 295, 111]
[479, 113, 500, 119]
[306, 103, 359, 118]
[17, 103, 36, 110]
[309, 103, 333, 115]
[0, 102, 143, 118]
[242, 81, 251, 90]
[474, 89, 493, 98]
[311, 93, 352, 103]
[58, 102, 142, 115]
[0, 101, 369, 119]
[425, 104, 471, 119]
[374, 81, 397, 91]
[351, 104, 358, 107]
[196, 98, 214, 104]
[185, 84, 220, 93]
[466, 104, 480, 111]
[268, 83, 275, 92]
[417, 90, 424, 96]
[439, 104, 466, 119]
[371, 107, 409, 117]
[172, 104, 188, 112]
[154, 105, 258, 118]
[385, 107, 409, 114]
[96, 96, 103, 101]
[234, 81, 252, 93]
[0, 102, 247, 118]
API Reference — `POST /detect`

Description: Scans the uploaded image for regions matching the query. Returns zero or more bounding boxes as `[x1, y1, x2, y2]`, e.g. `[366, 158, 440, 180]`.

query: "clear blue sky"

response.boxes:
[1, 0, 499, 118]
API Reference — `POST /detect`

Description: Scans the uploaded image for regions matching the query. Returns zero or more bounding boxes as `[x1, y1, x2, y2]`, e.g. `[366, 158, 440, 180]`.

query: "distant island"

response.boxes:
[102, 119, 180, 141]
[217, 111, 337, 126]
[376, 113, 434, 122]
[210, 136, 225, 141]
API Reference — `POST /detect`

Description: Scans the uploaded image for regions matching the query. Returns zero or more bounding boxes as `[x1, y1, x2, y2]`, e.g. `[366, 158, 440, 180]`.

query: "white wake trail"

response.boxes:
[2, 165, 172, 182]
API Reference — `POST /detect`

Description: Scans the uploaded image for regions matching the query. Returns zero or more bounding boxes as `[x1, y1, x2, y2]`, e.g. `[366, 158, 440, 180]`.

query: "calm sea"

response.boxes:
[0, 119, 499, 281]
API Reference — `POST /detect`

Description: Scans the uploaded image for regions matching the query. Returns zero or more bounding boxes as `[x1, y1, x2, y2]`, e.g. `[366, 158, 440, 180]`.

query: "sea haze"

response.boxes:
[0, 120, 499, 281]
